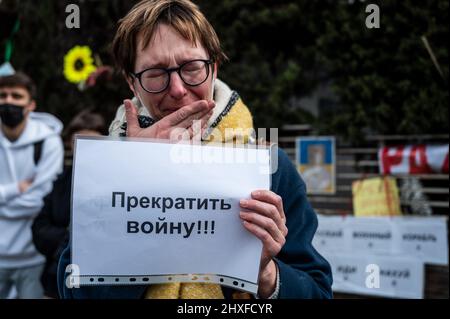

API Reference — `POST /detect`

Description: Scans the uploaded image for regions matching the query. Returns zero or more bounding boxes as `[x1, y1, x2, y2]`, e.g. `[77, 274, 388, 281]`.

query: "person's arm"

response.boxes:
[275, 190, 333, 298]
[236, 146, 332, 299]
[0, 182, 20, 204]
[0, 179, 34, 204]
[271, 148, 333, 299]
[0, 135, 63, 219]
[238, 148, 332, 299]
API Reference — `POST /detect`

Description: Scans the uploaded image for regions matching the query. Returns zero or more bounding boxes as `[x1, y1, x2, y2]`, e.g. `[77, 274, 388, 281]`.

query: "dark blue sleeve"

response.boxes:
[271, 148, 333, 298]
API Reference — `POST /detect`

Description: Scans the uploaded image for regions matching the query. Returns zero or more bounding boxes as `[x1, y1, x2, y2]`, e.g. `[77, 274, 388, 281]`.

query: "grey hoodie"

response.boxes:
[0, 112, 64, 268]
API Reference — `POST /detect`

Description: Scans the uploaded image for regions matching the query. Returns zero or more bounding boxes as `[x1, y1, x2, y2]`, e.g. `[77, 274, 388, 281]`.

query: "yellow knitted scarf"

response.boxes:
[145, 97, 254, 299]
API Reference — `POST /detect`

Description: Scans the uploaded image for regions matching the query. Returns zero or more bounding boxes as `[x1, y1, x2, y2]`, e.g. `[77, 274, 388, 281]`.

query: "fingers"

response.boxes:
[240, 193, 288, 237]
[251, 190, 286, 224]
[200, 109, 213, 128]
[124, 99, 140, 137]
[240, 211, 285, 244]
[164, 100, 214, 128]
[239, 192, 288, 260]
[124, 98, 214, 140]
[241, 213, 286, 258]
[178, 105, 214, 131]
[190, 110, 213, 138]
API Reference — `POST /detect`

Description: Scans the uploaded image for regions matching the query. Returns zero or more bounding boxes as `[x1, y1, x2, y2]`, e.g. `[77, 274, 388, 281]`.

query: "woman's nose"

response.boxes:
[168, 72, 187, 99]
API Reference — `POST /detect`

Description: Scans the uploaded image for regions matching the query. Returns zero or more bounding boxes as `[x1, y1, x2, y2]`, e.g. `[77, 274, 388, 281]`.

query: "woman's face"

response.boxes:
[128, 23, 216, 121]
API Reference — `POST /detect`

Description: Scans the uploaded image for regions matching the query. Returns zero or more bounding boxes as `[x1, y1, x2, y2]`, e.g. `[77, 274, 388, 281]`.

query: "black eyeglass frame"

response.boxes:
[130, 59, 214, 94]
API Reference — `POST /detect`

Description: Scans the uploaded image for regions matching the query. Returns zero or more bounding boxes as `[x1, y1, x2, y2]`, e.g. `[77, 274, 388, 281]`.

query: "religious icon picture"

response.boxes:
[296, 137, 336, 194]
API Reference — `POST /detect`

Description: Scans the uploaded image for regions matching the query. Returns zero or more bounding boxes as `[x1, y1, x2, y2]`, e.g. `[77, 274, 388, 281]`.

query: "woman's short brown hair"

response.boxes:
[112, 0, 227, 76]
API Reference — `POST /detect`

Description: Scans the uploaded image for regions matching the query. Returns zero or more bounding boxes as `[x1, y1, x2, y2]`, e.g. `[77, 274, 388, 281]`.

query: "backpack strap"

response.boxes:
[33, 140, 44, 166]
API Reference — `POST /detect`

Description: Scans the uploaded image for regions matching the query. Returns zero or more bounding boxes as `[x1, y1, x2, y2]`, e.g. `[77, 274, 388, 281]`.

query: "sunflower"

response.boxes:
[63, 46, 97, 84]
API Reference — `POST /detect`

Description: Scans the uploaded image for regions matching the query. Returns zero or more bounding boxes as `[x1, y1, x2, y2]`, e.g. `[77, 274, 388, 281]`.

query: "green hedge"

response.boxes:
[1, 0, 448, 142]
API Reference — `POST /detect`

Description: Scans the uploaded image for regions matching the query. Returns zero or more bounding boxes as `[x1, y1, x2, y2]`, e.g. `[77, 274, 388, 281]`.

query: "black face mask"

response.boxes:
[0, 103, 25, 128]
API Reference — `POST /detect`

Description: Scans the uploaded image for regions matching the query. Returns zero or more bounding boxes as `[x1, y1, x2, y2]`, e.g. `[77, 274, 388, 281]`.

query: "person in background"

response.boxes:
[0, 72, 64, 299]
[32, 110, 106, 298]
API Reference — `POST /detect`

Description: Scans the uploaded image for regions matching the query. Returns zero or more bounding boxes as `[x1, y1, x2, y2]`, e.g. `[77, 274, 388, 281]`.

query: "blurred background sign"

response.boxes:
[296, 136, 336, 194]
[379, 145, 449, 175]
[352, 176, 402, 217]
[314, 215, 448, 298]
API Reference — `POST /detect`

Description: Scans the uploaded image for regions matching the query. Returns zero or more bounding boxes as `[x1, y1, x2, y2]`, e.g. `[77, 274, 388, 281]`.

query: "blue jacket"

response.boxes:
[57, 148, 333, 299]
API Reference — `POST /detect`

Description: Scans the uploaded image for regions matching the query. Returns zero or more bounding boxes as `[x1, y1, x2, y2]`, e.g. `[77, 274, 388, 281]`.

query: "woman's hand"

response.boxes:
[239, 190, 288, 298]
[124, 99, 214, 140]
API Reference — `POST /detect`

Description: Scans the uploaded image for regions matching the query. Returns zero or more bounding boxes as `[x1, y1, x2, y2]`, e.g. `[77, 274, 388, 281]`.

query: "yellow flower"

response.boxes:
[63, 46, 97, 84]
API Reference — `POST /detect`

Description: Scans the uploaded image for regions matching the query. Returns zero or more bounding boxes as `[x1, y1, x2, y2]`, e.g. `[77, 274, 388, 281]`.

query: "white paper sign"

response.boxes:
[347, 217, 395, 254]
[313, 216, 349, 252]
[315, 216, 448, 266]
[71, 137, 271, 293]
[395, 217, 449, 265]
[324, 253, 424, 299]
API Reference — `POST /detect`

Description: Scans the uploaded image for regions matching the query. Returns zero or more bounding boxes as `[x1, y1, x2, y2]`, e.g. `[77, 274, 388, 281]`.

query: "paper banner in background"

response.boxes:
[323, 252, 424, 299]
[296, 136, 336, 194]
[379, 144, 449, 175]
[313, 216, 448, 266]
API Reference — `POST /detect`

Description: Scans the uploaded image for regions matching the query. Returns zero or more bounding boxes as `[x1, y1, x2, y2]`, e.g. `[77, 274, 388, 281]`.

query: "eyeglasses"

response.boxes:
[131, 59, 213, 94]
